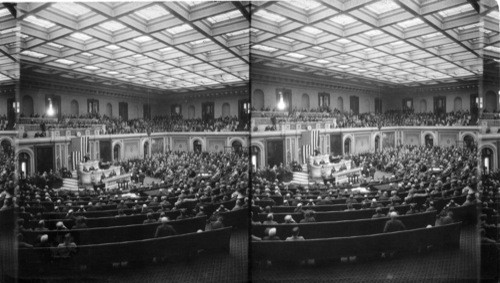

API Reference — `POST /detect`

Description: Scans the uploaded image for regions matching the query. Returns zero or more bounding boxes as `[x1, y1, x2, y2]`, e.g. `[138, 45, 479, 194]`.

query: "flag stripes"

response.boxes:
[71, 136, 89, 170]
[301, 129, 320, 163]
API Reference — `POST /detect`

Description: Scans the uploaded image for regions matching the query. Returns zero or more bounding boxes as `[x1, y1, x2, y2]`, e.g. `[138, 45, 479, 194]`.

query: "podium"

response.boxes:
[78, 160, 130, 190]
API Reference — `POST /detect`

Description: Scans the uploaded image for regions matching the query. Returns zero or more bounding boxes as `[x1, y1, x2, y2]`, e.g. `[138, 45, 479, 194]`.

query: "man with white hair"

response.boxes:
[263, 227, 280, 241]
[383, 211, 406, 233]
[283, 215, 296, 224]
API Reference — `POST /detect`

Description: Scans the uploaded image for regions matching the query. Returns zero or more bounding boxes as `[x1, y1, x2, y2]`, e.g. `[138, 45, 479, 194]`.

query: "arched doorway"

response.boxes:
[485, 91, 497, 112]
[232, 140, 242, 154]
[337, 97, 344, 112]
[425, 134, 434, 147]
[1, 139, 12, 155]
[253, 89, 264, 110]
[374, 135, 380, 153]
[143, 141, 149, 158]
[193, 140, 202, 153]
[18, 152, 31, 178]
[251, 146, 261, 171]
[482, 147, 493, 175]
[222, 103, 230, 117]
[70, 100, 79, 116]
[463, 135, 474, 150]
[113, 144, 121, 161]
[301, 94, 310, 110]
[344, 137, 351, 155]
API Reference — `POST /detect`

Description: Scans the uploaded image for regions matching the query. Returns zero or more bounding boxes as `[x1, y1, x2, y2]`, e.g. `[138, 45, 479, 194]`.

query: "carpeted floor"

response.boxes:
[251, 226, 480, 283]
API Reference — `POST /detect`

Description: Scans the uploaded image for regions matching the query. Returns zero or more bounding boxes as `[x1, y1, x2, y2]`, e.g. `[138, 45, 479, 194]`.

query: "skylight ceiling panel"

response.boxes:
[329, 15, 356, 26]
[206, 10, 241, 24]
[421, 32, 443, 40]
[438, 4, 474, 18]
[252, 44, 278, 53]
[397, 18, 424, 29]
[392, 44, 418, 54]
[162, 50, 187, 60]
[363, 30, 384, 37]
[227, 37, 249, 48]
[51, 3, 92, 17]
[364, 1, 400, 15]
[254, 10, 287, 24]
[366, 50, 387, 59]
[166, 23, 193, 35]
[70, 32, 93, 42]
[486, 10, 499, 21]
[24, 15, 56, 29]
[226, 28, 250, 38]
[190, 44, 220, 57]
[287, 0, 321, 11]
[170, 68, 189, 75]
[0, 8, 10, 18]
[133, 35, 155, 44]
[484, 45, 500, 53]
[301, 26, 323, 35]
[134, 4, 170, 21]
[99, 21, 127, 32]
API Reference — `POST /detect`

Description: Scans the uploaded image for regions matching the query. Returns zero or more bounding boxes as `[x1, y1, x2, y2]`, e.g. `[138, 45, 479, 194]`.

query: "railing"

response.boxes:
[18, 117, 58, 124]
[251, 110, 288, 117]
[481, 119, 500, 127]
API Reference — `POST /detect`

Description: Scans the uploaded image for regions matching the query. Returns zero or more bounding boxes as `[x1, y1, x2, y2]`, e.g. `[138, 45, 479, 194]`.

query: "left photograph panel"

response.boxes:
[0, 3, 19, 283]
[14, 2, 250, 282]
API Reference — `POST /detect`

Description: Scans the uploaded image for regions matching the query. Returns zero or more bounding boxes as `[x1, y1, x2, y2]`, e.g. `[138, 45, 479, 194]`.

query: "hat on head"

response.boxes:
[268, 228, 277, 237]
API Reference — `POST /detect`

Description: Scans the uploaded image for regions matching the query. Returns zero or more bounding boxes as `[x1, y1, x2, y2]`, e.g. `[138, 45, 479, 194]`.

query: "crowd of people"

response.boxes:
[14, 150, 249, 255]
[101, 115, 248, 134]
[20, 113, 249, 137]
[0, 115, 14, 131]
[0, 146, 15, 211]
[250, 144, 491, 254]
[257, 108, 476, 131]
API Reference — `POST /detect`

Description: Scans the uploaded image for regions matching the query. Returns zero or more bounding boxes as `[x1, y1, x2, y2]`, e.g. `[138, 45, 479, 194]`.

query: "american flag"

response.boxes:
[71, 136, 89, 170]
[302, 129, 319, 163]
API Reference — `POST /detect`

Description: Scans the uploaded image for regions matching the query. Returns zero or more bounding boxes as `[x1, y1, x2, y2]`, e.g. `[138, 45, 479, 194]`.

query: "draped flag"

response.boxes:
[301, 129, 319, 164]
[71, 136, 89, 170]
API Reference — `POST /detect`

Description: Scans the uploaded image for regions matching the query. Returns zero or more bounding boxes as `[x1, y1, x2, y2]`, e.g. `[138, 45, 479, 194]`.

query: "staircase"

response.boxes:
[62, 178, 79, 191]
[291, 171, 310, 185]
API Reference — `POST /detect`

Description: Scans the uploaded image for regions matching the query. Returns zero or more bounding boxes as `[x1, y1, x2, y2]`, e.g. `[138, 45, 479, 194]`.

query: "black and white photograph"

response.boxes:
[0, 0, 499, 282]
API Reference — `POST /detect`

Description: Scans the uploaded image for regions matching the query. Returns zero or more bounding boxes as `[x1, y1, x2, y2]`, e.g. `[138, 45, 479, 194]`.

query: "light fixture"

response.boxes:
[476, 97, 483, 108]
[277, 92, 286, 110]
[47, 98, 55, 116]
[12, 101, 19, 113]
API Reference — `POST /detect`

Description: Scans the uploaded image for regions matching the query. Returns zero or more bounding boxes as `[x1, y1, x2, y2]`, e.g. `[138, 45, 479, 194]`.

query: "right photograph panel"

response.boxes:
[250, 0, 499, 281]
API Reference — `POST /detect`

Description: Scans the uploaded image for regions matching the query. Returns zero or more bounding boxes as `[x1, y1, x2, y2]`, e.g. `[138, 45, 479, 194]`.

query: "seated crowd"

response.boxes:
[255, 108, 476, 131]
[0, 146, 15, 211]
[0, 115, 14, 131]
[250, 143, 497, 264]
[15, 150, 249, 264]
[20, 113, 249, 138]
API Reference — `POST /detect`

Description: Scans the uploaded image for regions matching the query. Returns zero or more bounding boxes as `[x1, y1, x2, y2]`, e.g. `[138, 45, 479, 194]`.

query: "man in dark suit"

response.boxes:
[154, 217, 177, 238]
[383, 212, 406, 233]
